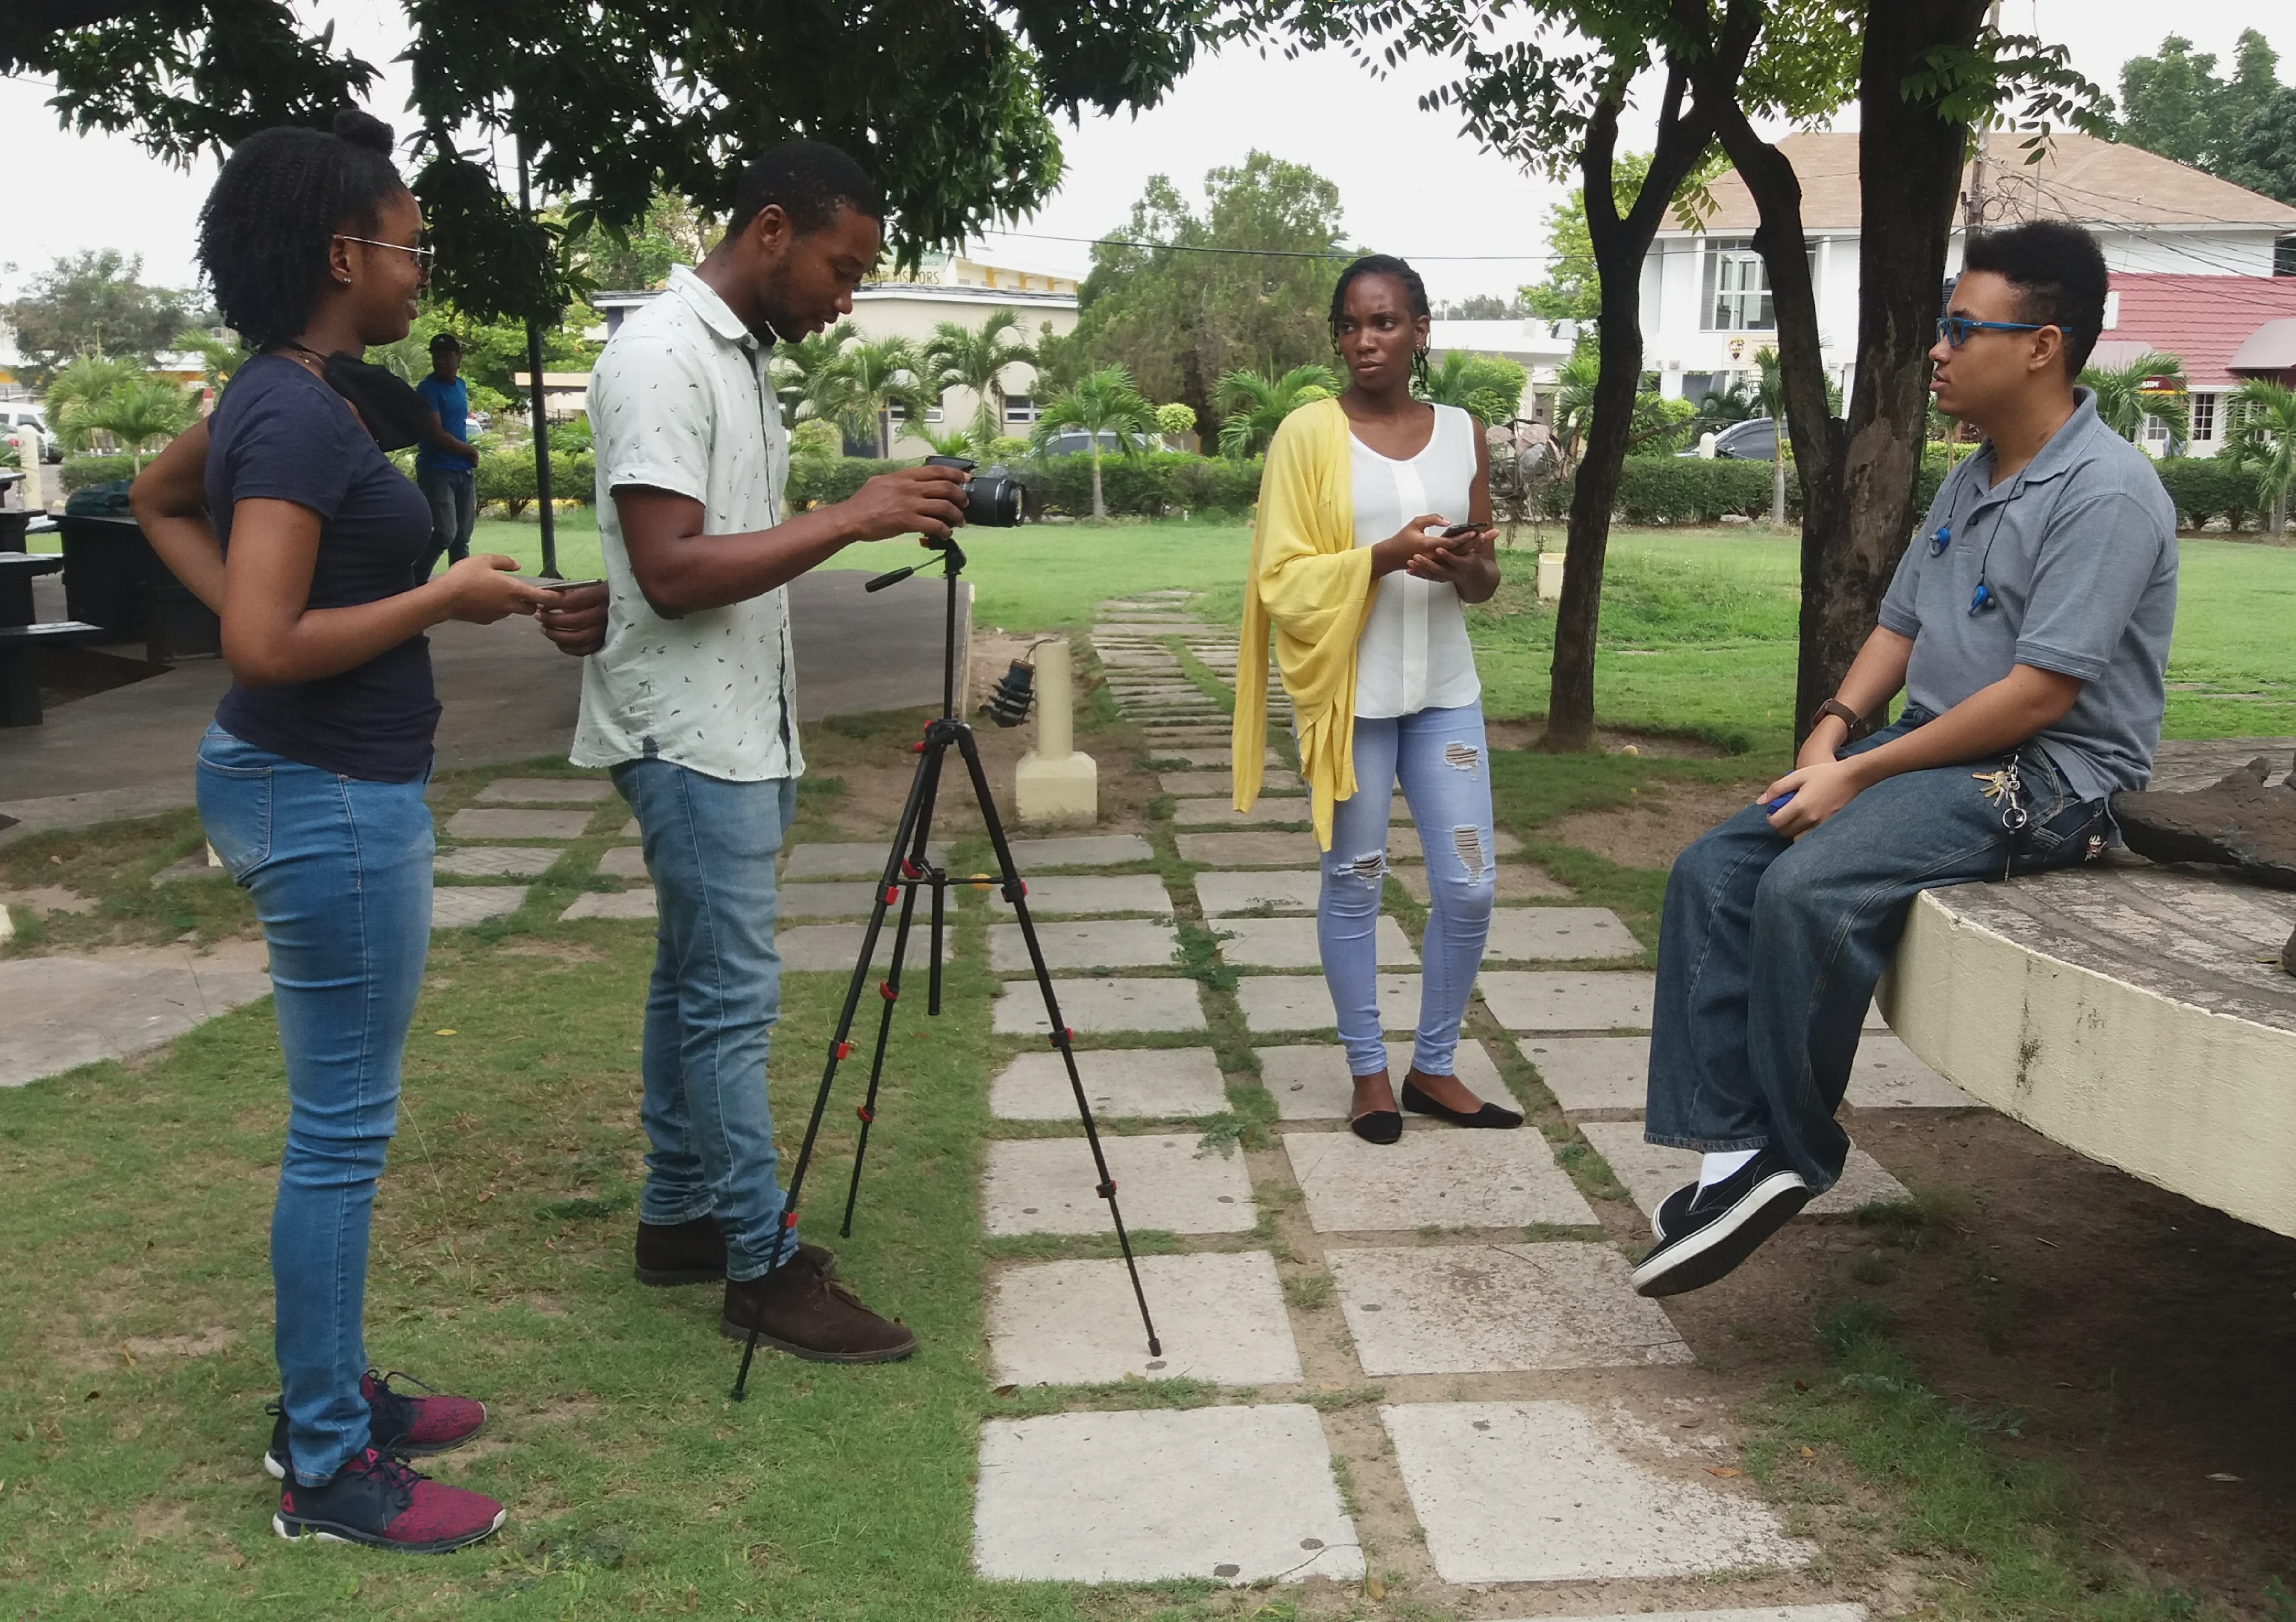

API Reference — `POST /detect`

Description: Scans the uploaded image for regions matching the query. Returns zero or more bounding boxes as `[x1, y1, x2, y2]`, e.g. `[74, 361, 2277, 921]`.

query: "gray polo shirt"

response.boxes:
[1879, 388, 2177, 805]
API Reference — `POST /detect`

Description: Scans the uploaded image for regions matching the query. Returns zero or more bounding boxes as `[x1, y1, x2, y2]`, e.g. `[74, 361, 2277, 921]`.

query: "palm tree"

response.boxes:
[923, 309, 1033, 444]
[60, 379, 196, 469]
[174, 328, 242, 391]
[2228, 379, 2296, 537]
[1030, 364, 1159, 520]
[832, 336, 930, 459]
[1552, 343, 1599, 466]
[2080, 350, 2188, 448]
[46, 355, 141, 426]
[1752, 345, 1788, 527]
[1215, 364, 1340, 459]
[914, 423, 977, 459]
[771, 320, 859, 435]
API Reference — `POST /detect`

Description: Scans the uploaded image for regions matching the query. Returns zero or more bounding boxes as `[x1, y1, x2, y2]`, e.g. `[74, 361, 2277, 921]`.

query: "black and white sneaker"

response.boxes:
[1632, 1148, 1812, 1298]
[1650, 1179, 1697, 1243]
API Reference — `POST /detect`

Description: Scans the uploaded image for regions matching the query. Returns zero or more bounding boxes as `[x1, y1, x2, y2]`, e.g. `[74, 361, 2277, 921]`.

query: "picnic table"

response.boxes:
[1, 515, 103, 727]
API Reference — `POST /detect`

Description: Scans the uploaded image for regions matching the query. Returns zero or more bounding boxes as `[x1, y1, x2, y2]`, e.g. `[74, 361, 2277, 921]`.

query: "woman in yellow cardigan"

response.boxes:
[1233, 255, 1518, 1143]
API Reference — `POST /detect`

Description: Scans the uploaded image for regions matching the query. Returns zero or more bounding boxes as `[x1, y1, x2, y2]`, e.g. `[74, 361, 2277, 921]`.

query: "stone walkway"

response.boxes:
[951, 591, 1968, 1611]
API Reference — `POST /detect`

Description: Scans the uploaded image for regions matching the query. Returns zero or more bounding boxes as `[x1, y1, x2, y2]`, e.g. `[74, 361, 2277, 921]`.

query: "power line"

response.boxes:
[972, 228, 1573, 264]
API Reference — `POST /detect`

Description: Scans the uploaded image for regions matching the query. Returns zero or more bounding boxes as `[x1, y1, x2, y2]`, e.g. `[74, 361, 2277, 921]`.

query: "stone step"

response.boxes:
[989, 1046, 1228, 1119]
[1282, 1128, 1599, 1231]
[1328, 1243, 1691, 1374]
[1007, 833, 1155, 869]
[782, 842, 949, 880]
[433, 846, 561, 879]
[1482, 907, 1641, 963]
[561, 889, 656, 922]
[988, 874, 1173, 918]
[1215, 914, 1416, 969]
[1478, 971, 1657, 1034]
[992, 975, 1206, 1035]
[988, 919, 1181, 973]
[444, 808, 593, 841]
[474, 777, 613, 804]
[432, 886, 526, 927]
[1234, 971, 1422, 1034]
[1195, 869, 1320, 916]
[988, 1251, 1300, 1387]
[1255, 1039, 1505, 1120]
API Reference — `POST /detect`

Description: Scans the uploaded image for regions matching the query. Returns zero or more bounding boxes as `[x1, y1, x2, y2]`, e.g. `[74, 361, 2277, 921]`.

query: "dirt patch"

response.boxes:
[122, 1327, 237, 1361]
[498, 939, 605, 963]
[1492, 719, 1728, 759]
[0, 885, 97, 916]
[131, 1500, 190, 1541]
[1546, 777, 1770, 868]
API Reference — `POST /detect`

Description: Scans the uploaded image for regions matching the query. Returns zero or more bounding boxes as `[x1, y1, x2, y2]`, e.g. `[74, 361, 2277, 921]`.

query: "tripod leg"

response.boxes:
[951, 725, 1163, 1358]
[732, 737, 942, 1401]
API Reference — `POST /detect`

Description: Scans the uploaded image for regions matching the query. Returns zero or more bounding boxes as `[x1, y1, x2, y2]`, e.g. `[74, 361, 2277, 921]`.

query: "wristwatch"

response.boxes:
[1814, 697, 1862, 731]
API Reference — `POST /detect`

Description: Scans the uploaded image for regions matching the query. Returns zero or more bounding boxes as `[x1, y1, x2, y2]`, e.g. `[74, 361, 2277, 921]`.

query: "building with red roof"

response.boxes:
[2092, 274, 2296, 456]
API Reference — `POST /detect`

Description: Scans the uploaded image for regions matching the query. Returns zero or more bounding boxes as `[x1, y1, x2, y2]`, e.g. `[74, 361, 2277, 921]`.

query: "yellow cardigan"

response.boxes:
[1231, 397, 1376, 849]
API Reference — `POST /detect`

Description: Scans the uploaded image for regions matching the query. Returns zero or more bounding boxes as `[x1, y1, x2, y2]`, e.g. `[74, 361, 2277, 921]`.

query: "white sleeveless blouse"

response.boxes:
[1348, 403, 1482, 718]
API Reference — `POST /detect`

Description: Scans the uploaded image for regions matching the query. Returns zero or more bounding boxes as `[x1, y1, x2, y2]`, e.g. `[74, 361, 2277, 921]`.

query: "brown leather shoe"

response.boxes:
[719, 1267, 918, 1363]
[634, 1218, 833, 1287]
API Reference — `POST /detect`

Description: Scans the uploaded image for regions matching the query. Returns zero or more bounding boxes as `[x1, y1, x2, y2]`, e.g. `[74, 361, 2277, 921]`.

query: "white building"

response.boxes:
[1425, 317, 1577, 423]
[1639, 131, 2296, 409]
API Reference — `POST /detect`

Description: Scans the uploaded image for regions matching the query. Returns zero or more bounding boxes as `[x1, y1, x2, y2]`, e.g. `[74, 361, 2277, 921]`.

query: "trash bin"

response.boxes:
[57, 509, 154, 638]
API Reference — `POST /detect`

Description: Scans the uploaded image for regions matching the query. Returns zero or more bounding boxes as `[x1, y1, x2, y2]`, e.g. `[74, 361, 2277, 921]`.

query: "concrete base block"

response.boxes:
[1284, 1129, 1598, 1230]
[1236, 972, 1425, 1035]
[989, 1251, 1301, 1385]
[1382, 1400, 1812, 1582]
[1328, 1243, 1692, 1373]
[1480, 971, 1657, 1033]
[1576, 1120, 1908, 1217]
[1216, 916, 1416, 969]
[983, 1134, 1254, 1234]
[432, 886, 526, 927]
[1524, 1036, 1650, 1113]
[974, 1405, 1362, 1583]
[1014, 748, 1098, 825]
[991, 1046, 1229, 1119]
[993, 976, 1206, 1034]
[1257, 1040, 1505, 1120]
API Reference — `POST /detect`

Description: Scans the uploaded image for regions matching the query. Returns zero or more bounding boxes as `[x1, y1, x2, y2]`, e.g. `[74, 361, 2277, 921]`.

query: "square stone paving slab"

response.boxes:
[991, 1047, 1229, 1119]
[983, 1134, 1253, 1234]
[1215, 916, 1416, 969]
[989, 1251, 1301, 1386]
[1393, 863, 1571, 903]
[1329, 1243, 1690, 1373]
[774, 923, 928, 972]
[1382, 1400, 1813, 1583]
[974, 1405, 1360, 1585]
[431, 886, 526, 927]
[0, 941, 273, 1088]
[1236, 972, 1424, 1035]
[1381, 824, 1525, 864]
[989, 874, 1173, 917]
[782, 842, 948, 880]
[1480, 971, 1656, 1032]
[992, 977, 1206, 1035]
[1284, 1130, 1597, 1230]
[475, 777, 612, 804]
[597, 845, 648, 879]
[1006, 833, 1155, 869]
[1847, 1034, 1979, 1108]
[1523, 1037, 1649, 1113]
[989, 919, 1180, 973]
[776, 880, 883, 919]
[560, 889, 658, 922]
[1196, 869, 1321, 916]
[444, 808, 593, 841]
[1489, 1609, 1866, 1622]
[1257, 1040, 1505, 1121]
[432, 845, 561, 880]
[1484, 907, 1643, 962]
[1173, 798, 1315, 828]
[1148, 748, 1284, 770]
[1575, 1120, 1908, 1218]
[1160, 770, 1302, 797]
[1179, 831, 1328, 867]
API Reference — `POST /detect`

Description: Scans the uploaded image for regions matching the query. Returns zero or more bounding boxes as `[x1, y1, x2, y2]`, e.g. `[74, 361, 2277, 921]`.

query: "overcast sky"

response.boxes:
[2, 1, 2290, 308]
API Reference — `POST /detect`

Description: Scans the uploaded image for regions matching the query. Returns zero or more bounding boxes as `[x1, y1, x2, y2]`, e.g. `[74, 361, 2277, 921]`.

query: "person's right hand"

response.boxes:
[1370, 514, 1453, 578]
[840, 465, 972, 544]
[438, 553, 557, 624]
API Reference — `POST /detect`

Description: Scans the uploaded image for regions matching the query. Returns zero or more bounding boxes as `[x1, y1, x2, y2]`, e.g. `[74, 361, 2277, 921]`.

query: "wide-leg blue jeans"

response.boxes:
[1645, 709, 2108, 1193]
[197, 724, 432, 1487]
[612, 759, 798, 1282]
[1320, 700, 1498, 1078]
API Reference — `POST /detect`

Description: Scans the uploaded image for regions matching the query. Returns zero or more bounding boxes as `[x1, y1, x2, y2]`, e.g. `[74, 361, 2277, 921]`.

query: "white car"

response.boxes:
[0, 407, 60, 464]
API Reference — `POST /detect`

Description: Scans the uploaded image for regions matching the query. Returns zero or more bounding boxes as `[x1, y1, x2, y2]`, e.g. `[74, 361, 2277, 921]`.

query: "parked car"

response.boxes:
[1035, 428, 1154, 459]
[1, 407, 62, 463]
[1676, 415, 1777, 461]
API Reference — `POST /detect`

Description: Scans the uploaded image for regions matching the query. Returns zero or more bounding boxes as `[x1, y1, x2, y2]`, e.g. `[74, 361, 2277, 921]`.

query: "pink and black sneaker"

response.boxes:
[264, 1370, 488, 1480]
[274, 1448, 505, 1553]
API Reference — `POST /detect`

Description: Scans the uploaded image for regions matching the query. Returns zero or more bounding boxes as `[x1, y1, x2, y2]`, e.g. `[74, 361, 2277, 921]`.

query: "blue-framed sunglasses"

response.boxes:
[1935, 314, 2072, 348]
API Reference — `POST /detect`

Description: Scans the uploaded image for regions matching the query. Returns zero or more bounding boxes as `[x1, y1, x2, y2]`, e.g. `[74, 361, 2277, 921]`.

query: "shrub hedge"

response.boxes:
[476, 450, 594, 517]
[2153, 457, 2259, 531]
[62, 454, 137, 492]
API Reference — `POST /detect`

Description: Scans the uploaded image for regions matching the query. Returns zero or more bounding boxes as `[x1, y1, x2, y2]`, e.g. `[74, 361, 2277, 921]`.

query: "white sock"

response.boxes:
[1698, 1149, 1758, 1190]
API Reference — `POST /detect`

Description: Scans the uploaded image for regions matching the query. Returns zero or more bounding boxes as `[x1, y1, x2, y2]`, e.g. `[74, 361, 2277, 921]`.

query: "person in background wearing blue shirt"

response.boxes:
[413, 331, 479, 578]
[1628, 220, 2177, 1301]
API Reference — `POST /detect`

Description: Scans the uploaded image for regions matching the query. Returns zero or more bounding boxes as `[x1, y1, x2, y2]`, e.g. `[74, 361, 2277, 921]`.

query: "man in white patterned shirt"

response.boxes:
[577, 142, 967, 1362]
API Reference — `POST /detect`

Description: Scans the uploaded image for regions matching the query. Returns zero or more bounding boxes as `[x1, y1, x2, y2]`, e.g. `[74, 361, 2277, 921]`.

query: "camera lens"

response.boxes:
[967, 470, 1024, 528]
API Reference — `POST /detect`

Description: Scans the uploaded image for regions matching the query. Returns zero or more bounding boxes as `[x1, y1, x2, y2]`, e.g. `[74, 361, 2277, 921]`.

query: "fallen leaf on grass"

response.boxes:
[1799, 1447, 1815, 1458]
[435, 1028, 458, 1037]
[992, 1385, 1016, 1397]
[1365, 1576, 1386, 1600]
[1706, 1466, 1742, 1478]
[1793, 1379, 1809, 1392]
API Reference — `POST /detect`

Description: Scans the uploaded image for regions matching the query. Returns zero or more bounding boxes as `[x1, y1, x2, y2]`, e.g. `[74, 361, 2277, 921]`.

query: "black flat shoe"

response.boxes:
[1399, 1078, 1523, 1129]
[1349, 1110, 1403, 1144]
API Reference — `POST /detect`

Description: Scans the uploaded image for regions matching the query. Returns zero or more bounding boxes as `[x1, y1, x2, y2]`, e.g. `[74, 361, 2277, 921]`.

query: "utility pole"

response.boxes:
[1961, 1, 2003, 229]
[517, 132, 560, 579]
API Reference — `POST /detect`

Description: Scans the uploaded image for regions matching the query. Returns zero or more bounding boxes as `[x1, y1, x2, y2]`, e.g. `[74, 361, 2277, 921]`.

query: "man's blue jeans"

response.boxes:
[1321, 701, 1497, 1077]
[416, 467, 476, 579]
[196, 724, 432, 1487]
[1645, 709, 2109, 1193]
[611, 759, 798, 1281]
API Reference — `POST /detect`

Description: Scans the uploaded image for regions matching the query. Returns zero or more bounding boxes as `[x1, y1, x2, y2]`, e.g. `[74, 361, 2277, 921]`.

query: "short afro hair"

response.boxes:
[724, 140, 884, 240]
[1960, 221, 2109, 376]
[198, 109, 407, 352]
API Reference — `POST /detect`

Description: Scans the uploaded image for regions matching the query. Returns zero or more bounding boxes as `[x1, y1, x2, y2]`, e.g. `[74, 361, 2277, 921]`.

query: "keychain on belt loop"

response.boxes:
[1973, 753, 2029, 878]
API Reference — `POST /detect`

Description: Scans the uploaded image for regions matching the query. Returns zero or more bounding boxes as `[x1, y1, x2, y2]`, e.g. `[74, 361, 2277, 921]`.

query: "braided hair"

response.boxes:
[1328, 253, 1432, 389]
[198, 109, 407, 352]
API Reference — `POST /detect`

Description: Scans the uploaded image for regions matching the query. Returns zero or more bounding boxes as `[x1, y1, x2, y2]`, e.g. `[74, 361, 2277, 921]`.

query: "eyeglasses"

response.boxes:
[335, 234, 437, 273]
[1935, 314, 2071, 348]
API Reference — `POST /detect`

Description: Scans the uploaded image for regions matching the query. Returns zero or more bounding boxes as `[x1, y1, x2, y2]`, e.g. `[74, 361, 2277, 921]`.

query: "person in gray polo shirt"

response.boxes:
[1631, 220, 2177, 1298]
[576, 143, 968, 1361]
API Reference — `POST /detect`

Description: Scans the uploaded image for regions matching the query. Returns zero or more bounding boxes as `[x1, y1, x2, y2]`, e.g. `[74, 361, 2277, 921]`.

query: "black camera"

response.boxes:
[924, 454, 1024, 528]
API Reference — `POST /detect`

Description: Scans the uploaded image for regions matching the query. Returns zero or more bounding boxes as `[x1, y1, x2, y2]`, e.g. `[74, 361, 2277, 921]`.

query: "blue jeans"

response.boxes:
[1320, 701, 1497, 1077]
[196, 724, 432, 1486]
[1645, 710, 2109, 1193]
[612, 760, 799, 1281]
[416, 467, 476, 579]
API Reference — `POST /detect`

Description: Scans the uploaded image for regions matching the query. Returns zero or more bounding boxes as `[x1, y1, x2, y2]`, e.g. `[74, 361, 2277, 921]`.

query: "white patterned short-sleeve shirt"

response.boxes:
[572, 264, 804, 781]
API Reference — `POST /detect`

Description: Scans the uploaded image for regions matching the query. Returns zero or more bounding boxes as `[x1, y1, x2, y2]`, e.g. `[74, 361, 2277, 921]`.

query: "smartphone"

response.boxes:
[526, 577, 604, 593]
[1439, 523, 1483, 539]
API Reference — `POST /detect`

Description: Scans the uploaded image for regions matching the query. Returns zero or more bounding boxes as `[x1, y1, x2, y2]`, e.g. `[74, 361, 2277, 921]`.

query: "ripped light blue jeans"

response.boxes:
[1319, 700, 1496, 1077]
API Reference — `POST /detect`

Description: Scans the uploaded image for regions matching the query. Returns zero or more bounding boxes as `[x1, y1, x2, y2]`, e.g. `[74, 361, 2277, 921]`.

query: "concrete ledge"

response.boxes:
[1879, 863, 2296, 1238]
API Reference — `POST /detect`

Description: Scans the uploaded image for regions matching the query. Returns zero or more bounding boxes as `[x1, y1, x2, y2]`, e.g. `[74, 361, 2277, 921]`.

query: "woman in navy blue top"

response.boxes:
[126, 111, 561, 1555]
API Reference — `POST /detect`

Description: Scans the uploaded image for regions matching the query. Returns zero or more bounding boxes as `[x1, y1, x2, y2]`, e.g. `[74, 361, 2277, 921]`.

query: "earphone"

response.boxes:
[1931, 519, 2000, 614]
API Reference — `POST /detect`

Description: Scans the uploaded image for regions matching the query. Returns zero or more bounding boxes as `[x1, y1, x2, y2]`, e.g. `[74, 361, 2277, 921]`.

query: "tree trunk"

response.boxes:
[1089, 450, 1106, 520]
[1770, 432, 1787, 527]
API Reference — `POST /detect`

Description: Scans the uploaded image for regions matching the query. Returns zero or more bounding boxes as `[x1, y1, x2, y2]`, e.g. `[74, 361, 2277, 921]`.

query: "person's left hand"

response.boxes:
[1760, 756, 1867, 839]
[538, 581, 608, 657]
[1404, 526, 1496, 585]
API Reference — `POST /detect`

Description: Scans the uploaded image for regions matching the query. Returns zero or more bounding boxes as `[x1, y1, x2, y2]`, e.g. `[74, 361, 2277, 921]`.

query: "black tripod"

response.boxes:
[731, 532, 1162, 1399]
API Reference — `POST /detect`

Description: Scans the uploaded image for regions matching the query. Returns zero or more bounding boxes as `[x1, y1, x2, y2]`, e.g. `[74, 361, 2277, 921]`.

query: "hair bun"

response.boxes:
[332, 108, 396, 155]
